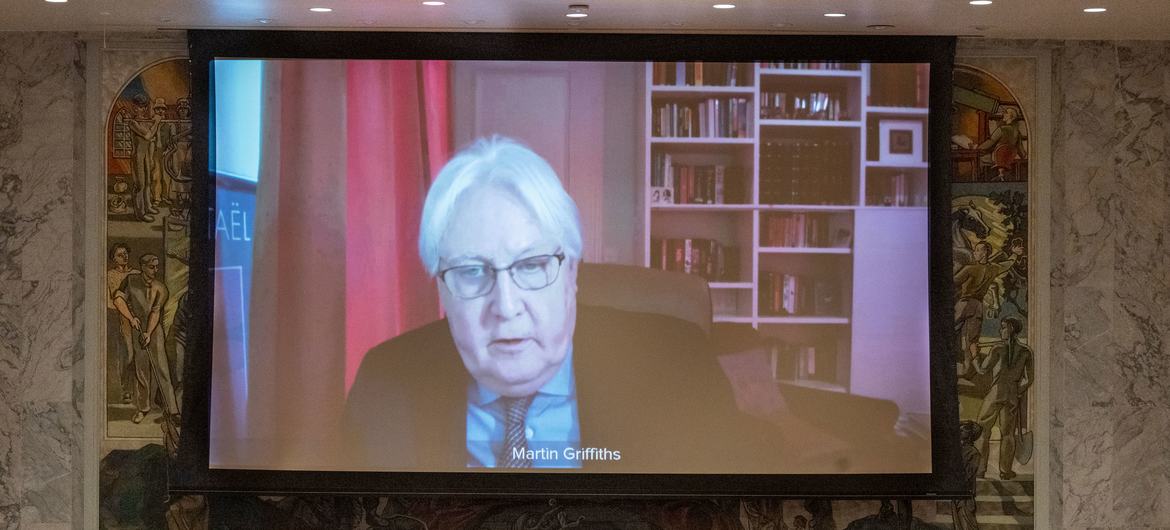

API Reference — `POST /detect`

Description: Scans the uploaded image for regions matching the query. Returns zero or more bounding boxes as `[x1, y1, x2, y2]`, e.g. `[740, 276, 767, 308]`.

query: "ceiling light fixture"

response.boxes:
[866, 24, 895, 30]
[824, 12, 847, 17]
[309, 7, 333, 13]
[422, 1, 446, 5]
[969, 0, 993, 5]
[1083, 7, 1106, 12]
[45, 0, 68, 3]
[566, 4, 589, 18]
[713, 4, 736, 9]
[256, 18, 271, 23]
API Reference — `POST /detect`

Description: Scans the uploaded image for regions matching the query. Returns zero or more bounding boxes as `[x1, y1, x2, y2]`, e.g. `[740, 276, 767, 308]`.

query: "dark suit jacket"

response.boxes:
[342, 304, 775, 472]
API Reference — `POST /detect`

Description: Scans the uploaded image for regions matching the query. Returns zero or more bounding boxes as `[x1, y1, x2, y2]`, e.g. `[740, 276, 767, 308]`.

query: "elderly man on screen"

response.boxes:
[343, 136, 767, 471]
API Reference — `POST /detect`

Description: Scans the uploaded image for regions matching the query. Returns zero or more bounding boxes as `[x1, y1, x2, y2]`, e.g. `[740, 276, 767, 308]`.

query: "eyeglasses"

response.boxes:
[438, 252, 566, 300]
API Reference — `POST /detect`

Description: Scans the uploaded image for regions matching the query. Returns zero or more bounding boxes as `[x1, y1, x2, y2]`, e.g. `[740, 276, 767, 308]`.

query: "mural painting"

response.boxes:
[948, 64, 1034, 529]
[104, 57, 191, 448]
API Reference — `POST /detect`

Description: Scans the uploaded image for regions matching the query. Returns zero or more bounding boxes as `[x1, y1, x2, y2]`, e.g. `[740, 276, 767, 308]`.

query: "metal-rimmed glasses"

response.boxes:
[438, 252, 567, 300]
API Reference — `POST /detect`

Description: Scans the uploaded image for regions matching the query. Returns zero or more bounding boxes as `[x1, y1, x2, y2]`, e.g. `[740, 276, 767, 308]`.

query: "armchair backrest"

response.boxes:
[576, 263, 712, 336]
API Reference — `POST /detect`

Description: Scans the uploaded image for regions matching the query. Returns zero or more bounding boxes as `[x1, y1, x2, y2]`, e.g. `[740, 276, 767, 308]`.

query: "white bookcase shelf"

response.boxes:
[643, 61, 930, 391]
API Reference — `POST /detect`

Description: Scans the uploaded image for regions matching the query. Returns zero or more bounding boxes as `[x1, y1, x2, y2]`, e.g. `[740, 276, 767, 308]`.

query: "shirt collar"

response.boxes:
[469, 345, 574, 406]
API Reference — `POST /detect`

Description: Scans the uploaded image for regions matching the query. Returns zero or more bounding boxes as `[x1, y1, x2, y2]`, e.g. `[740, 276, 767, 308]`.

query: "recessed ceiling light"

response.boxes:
[713, 4, 736, 9]
[566, 4, 589, 17]
[824, 12, 847, 17]
[969, 0, 992, 5]
[44, 0, 67, 3]
[867, 24, 895, 30]
[463, 18, 485, 25]
[1083, 7, 1107, 12]
[99, 10, 111, 15]
[771, 22, 793, 28]
[422, 1, 445, 5]
[309, 7, 333, 13]
[668, 21, 685, 27]
[256, 18, 271, 24]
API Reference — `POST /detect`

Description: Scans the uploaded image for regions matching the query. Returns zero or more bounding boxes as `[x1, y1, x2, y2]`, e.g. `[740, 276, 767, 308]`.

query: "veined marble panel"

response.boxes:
[0, 32, 83, 530]
[20, 279, 75, 403]
[0, 159, 76, 282]
[1107, 41, 1170, 527]
[0, 34, 79, 161]
[19, 401, 73, 526]
[1052, 40, 1170, 528]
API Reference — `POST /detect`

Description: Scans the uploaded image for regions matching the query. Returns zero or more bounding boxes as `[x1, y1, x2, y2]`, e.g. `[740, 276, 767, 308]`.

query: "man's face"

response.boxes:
[437, 185, 578, 398]
[112, 248, 129, 266]
[974, 243, 990, 262]
[142, 260, 159, 280]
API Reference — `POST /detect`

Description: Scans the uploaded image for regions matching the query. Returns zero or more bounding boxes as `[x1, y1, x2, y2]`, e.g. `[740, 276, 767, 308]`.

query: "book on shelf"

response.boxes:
[759, 139, 853, 205]
[866, 172, 919, 207]
[652, 61, 752, 87]
[759, 272, 841, 316]
[761, 61, 859, 71]
[762, 212, 852, 248]
[649, 237, 738, 281]
[761, 90, 849, 121]
[652, 98, 753, 138]
[869, 63, 930, 108]
[771, 341, 838, 383]
[650, 152, 746, 205]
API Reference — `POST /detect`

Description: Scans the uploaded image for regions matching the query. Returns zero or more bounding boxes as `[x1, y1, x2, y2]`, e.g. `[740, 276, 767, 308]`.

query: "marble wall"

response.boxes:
[0, 32, 86, 529]
[1049, 40, 1170, 529]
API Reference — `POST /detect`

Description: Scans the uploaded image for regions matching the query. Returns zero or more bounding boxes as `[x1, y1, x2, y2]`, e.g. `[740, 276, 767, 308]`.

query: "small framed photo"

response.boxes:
[878, 119, 924, 164]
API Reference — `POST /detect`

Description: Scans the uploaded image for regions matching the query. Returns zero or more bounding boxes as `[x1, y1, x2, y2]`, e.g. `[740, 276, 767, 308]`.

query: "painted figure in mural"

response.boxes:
[792, 515, 807, 530]
[163, 96, 194, 229]
[974, 316, 1033, 480]
[171, 291, 191, 407]
[127, 94, 162, 222]
[951, 420, 984, 530]
[106, 243, 140, 404]
[951, 202, 990, 275]
[150, 97, 172, 207]
[113, 253, 180, 423]
[968, 106, 1026, 181]
[954, 238, 1024, 377]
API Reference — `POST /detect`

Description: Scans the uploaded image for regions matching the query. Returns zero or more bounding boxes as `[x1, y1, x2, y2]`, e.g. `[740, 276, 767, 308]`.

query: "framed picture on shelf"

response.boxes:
[878, 119, 924, 164]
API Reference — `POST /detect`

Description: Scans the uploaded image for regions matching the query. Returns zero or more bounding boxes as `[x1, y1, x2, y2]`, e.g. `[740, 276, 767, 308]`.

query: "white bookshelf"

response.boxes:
[643, 61, 929, 391]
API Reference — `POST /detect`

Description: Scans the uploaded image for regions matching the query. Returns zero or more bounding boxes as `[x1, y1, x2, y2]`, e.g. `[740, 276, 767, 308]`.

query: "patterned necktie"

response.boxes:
[501, 395, 535, 468]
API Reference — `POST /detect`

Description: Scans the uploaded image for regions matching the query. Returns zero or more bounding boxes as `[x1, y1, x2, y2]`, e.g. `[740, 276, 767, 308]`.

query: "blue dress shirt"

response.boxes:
[466, 347, 581, 468]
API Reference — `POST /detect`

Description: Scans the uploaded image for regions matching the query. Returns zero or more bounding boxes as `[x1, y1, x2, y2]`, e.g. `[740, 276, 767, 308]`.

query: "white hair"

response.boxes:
[418, 136, 583, 277]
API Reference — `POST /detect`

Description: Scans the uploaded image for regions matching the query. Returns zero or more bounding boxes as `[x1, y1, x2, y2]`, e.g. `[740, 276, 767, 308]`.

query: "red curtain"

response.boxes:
[345, 60, 447, 392]
[223, 60, 448, 468]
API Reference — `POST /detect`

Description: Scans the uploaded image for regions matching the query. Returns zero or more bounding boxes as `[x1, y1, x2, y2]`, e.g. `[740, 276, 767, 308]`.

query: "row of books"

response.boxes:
[649, 153, 746, 205]
[866, 173, 923, 207]
[652, 98, 753, 138]
[761, 212, 850, 248]
[760, 139, 854, 205]
[651, 62, 753, 87]
[869, 63, 930, 108]
[773, 342, 837, 382]
[759, 272, 842, 316]
[649, 238, 740, 282]
[760, 90, 850, 121]
[762, 61, 859, 71]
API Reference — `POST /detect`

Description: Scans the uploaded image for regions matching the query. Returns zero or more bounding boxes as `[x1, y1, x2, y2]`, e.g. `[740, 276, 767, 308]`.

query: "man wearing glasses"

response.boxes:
[344, 136, 755, 472]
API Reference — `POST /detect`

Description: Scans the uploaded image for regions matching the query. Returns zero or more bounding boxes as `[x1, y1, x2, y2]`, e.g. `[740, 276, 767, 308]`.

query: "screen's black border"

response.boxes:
[177, 29, 963, 499]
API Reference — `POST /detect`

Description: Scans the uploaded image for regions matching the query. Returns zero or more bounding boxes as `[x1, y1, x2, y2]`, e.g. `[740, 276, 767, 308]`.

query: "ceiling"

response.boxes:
[4, 0, 1168, 40]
